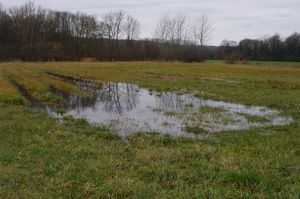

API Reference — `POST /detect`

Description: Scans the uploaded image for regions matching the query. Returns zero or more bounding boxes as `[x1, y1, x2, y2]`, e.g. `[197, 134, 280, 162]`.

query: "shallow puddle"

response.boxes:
[39, 78, 292, 138]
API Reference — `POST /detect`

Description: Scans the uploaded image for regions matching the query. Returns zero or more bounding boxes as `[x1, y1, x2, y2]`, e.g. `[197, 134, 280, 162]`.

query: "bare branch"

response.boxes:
[124, 15, 140, 40]
[193, 14, 214, 46]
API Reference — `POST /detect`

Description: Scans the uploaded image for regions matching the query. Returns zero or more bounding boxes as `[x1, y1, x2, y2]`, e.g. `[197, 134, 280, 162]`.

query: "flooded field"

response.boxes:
[32, 74, 292, 138]
[1, 62, 299, 198]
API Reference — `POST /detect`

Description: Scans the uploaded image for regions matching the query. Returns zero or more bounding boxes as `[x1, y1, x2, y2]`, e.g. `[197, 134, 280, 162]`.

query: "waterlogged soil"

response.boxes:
[26, 75, 293, 138]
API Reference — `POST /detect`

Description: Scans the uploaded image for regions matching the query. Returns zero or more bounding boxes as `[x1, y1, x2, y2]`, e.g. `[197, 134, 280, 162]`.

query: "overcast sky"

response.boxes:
[1, 0, 299, 45]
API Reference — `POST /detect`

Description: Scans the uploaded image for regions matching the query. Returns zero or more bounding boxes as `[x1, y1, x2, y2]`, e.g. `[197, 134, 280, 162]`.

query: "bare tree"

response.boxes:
[95, 21, 107, 38]
[103, 10, 125, 41]
[0, 3, 6, 22]
[154, 15, 187, 44]
[103, 10, 125, 60]
[124, 15, 140, 41]
[154, 15, 171, 44]
[8, 1, 41, 60]
[72, 13, 97, 59]
[170, 15, 186, 44]
[182, 23, 194, 45]
[193, 15, 214, 46]
[221, 40, 238, 47]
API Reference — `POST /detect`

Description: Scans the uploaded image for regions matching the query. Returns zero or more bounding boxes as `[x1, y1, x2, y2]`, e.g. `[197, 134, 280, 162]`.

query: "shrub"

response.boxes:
[224, 52, 238, 64]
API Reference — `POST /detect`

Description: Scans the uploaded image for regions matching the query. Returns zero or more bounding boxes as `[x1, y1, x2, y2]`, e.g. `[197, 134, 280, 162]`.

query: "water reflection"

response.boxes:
[98, 83, 139, 113]
[50, 82, 139, 114]
[45, 81, 292, 138]
[158, 92, 200, 111]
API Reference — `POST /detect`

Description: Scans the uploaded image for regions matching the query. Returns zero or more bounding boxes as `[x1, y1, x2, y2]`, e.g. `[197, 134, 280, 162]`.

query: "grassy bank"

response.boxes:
[0, 61, 299, 198]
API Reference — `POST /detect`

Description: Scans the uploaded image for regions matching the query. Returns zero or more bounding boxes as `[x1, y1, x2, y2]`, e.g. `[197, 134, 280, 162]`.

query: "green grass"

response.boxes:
[206, 60, 300, 68]
[184, 125, 207, 134]
[0, 61, 299, 198]
[199, 106, 225, 114]
[239, 113, 271, 123]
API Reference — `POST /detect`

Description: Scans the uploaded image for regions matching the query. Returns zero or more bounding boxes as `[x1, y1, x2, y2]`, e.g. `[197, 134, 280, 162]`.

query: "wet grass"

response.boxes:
[200, 106, 225, 114]
[164, 111, 177, 116]
[239, 113, 271, 123]
[184, 125, 207, 134]
[0, 61, 299, 198]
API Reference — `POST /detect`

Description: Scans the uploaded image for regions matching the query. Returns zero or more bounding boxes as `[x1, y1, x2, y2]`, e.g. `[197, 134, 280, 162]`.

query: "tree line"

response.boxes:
[0, 2, 212, 62]
[0, 2, 143, 61]
[0, 2, 299, 62]
[217, 34, 300, 62]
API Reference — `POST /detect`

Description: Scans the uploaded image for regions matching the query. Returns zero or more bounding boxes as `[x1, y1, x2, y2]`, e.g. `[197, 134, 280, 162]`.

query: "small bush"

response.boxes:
[224, 52, 238, 64]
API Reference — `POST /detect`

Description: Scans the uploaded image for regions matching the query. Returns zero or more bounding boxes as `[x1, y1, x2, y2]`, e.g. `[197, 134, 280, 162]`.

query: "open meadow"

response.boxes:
[0, 61, 299, 198]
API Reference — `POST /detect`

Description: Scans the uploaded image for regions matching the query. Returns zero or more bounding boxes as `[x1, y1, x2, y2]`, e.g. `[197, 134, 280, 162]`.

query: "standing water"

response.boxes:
[41, 78, 292, 138]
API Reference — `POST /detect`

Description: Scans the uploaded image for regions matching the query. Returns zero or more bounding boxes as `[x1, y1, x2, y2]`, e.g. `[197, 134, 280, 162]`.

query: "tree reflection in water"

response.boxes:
[98, 83, 139, 113]
[51, 82, 139, 114]
[157, 92, 200, 111]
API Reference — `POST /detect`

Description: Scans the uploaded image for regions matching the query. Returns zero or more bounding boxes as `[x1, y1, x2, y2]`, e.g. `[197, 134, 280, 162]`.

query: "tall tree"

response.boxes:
[124, 15, 140, 41]
[169, 15, 187, 45]
[154, 15, 171, 44]
[192, 15, 214, 46]
[103, 10, 125, 60]
[285, 33, 300, 61]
